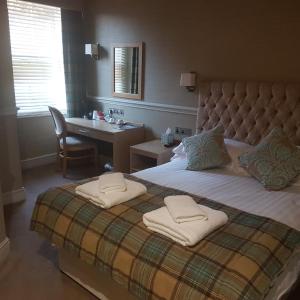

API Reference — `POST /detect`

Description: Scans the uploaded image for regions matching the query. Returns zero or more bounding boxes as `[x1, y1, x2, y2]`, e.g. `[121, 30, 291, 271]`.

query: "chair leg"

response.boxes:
[56, 144, 62, 171]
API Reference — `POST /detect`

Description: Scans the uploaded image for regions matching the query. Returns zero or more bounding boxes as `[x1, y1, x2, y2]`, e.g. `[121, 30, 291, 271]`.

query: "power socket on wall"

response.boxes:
[109, 108, 124, 116]
[174, 127, 192, 140]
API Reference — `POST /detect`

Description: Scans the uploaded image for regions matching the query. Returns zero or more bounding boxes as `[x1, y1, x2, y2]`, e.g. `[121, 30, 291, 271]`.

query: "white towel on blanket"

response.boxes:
[164, 195, 208, 223]
[75, 179, 147, 209]
[98, 172, 126, 193]
[143, 205, 228, 246]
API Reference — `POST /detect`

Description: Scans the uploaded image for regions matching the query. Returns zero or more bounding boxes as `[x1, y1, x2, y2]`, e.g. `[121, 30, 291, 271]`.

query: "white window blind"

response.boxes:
[114, 47, 130, 93]
[7, 0, 67, 115]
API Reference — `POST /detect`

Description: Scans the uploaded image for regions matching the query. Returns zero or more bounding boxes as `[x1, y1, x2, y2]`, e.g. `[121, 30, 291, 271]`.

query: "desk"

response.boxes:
[66, 118, 145, 173]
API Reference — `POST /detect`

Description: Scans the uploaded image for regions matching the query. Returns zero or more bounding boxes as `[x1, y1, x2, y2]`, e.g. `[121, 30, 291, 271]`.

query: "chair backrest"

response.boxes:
[48, 106, 67, 139]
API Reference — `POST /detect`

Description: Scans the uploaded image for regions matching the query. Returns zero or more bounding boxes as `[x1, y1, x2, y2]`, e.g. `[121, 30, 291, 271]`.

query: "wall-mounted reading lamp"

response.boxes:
[180, 72, 197, 92]
[85, 44, 100, 60]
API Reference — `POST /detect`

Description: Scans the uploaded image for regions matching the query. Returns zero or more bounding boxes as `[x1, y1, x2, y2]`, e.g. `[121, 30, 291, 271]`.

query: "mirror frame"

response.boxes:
[112, 42, 144, 100]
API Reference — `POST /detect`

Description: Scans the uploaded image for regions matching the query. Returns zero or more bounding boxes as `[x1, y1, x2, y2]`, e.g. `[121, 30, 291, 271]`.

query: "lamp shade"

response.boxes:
[180, 72, 196, 87]
[85, 44, 99, 57]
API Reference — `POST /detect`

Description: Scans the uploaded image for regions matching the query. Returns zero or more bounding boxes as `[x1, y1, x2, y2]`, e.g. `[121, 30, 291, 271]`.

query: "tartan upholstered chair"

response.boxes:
[48, 106, 98, 177]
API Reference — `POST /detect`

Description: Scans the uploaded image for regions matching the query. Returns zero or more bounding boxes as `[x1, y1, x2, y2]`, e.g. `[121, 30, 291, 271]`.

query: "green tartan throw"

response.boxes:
[31, 175, 300, 300]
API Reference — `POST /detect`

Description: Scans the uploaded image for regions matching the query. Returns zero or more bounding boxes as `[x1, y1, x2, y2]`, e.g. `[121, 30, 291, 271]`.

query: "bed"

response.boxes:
[31, 81, 300, 300]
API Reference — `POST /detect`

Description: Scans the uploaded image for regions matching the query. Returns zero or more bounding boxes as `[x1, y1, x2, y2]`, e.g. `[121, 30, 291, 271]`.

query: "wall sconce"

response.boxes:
[85, 43, 100, 60]
[180, 72, 197, 92]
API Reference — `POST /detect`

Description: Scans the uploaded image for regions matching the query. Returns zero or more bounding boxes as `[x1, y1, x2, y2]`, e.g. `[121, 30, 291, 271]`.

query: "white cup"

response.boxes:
[92, 110, 98, 120]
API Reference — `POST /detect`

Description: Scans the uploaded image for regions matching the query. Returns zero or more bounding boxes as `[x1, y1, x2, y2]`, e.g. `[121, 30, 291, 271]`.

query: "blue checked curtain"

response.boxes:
[61, 9, 85, 117]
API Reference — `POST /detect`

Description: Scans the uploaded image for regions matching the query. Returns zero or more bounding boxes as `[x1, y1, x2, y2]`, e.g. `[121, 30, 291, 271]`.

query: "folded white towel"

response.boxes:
[98, 172, 126, 193]
[75, 179, 147, 209]
[164, 195, 208, 223]
[143, 205, 228, 246]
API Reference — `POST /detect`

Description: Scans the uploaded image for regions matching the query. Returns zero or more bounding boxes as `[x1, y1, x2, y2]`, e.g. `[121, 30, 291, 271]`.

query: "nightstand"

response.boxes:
[130, 139, 176, 173]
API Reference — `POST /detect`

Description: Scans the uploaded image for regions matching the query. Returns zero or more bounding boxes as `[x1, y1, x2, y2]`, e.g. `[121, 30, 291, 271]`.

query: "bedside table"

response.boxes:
[130, 139, 176, 173]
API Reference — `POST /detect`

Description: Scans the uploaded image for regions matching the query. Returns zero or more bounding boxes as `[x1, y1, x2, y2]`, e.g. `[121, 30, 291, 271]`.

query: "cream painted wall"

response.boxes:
[93, 100, 197, 139]
[0, 186, 10, 270]
[0, 185, 9, 266]
[84, 0, 300, 137]
[0, 0, 23, 195]
[17, 116, 57, 160]
[23, 0, 83, 11]
[0, 187, 6, 243]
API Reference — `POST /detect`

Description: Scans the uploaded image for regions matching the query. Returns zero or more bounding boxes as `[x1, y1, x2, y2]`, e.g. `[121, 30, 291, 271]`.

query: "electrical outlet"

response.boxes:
[174, 127, 192, 140]
[110, 108, 124, 116]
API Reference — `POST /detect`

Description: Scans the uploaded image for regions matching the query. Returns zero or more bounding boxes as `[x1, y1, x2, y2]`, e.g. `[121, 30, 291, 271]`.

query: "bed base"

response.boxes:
[58, 247, 300, 300]
[58, 249, 137, 300]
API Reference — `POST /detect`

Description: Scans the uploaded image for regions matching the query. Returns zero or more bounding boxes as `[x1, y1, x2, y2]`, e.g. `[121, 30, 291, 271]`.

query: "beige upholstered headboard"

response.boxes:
[196, 81, 300, 145]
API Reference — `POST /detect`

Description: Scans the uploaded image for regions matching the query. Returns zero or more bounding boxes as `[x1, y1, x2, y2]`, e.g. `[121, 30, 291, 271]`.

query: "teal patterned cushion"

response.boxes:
[183, 126, 231, 171]
[239, 128, 300, 190]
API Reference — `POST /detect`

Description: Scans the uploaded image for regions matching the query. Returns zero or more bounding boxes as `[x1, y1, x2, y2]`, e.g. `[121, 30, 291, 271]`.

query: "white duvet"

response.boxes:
[134, 158, 300, 231]
[134, 158, 300, 300]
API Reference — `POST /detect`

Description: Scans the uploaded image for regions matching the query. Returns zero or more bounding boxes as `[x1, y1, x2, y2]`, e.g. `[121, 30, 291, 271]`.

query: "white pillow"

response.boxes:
[224, 139, 253, 176]
[171, 142, 186, 160]
[172, 143, 185, 155]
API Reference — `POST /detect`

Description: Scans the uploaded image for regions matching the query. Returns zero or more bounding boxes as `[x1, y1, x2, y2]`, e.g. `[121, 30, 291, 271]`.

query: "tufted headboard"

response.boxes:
[196, 81, 300, 145]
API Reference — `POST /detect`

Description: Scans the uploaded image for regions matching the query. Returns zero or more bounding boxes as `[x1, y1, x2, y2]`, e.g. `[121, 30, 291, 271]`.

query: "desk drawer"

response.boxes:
[67, 124, 115, 143]
[68, 124, 92, 136]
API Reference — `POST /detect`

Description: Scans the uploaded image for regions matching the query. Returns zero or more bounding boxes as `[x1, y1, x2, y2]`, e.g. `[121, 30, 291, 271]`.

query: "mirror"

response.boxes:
[112, 42, 144, 100]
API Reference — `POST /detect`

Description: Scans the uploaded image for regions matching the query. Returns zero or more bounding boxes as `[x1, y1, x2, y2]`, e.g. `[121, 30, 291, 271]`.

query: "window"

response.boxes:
[7, 0, 66, 116]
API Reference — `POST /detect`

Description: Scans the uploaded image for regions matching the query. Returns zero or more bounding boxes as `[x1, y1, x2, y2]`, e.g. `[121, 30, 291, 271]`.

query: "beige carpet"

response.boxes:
[0, 164, 99, 300]
[0, 164, 299, 300]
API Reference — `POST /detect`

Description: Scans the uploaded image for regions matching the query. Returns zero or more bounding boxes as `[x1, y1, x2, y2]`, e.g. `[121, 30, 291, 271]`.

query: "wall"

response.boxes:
[0, 185, 10, 266]
[0, 187, 6, 243]
[0, 0, 24, 203]
[84, 0, 300, 138]
[17, 116, 57, 161]
[23, 0, 83, 11]
[14, 0, 300, 159]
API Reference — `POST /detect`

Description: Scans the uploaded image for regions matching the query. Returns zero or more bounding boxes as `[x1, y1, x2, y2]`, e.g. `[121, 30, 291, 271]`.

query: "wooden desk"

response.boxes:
[66, 118, 145, 173]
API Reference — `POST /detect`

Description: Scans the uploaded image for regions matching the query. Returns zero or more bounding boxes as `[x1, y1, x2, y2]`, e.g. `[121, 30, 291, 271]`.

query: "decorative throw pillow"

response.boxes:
[182, 125, 231, 171]
[239, 128, 300, 190]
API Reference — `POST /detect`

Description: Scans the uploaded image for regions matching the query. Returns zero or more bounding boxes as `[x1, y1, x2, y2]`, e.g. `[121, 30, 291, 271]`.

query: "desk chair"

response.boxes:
[49, 106, 98, 177]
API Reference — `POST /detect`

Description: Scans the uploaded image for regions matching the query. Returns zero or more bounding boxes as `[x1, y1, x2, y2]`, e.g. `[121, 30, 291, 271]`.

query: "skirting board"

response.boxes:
[22, 153, 109, 171]
[62, 269, 108, 300]
[2, 187, 26, 205]
[21, 153, 56, 170]
[0, 237, 10, 266]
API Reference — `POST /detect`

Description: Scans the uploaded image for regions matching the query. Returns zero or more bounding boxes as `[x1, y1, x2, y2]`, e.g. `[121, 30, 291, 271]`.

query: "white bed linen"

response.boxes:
[135, 158, 300, 231]
[134, 158, 300, 299]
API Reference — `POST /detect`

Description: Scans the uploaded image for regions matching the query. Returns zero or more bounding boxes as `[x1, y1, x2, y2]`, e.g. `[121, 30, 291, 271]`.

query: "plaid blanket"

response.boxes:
[31, 175, 300, 300]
